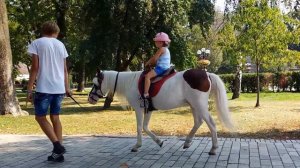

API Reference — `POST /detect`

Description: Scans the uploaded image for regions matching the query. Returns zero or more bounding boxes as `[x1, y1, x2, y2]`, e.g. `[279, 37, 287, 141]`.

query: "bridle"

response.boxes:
[89, 72, 105, 102]
[89, 71, 119, 102]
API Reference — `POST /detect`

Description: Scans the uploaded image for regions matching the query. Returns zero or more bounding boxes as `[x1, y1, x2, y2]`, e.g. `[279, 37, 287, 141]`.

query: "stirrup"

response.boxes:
[139, 96, 149, 109]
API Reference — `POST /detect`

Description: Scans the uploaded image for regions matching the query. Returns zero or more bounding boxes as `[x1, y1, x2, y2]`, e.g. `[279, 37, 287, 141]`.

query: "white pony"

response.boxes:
[88, 70, 233, 154]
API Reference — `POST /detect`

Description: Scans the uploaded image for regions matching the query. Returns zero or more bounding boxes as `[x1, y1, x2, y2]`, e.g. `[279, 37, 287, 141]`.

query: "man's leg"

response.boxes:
[50, 115, 62, 143]
[36, 115, 64, 162]
[35, 116, 59, 142]
[34, 93, 65, 162]
[34, 93, 59, 142]
[49, 94, 65, 153]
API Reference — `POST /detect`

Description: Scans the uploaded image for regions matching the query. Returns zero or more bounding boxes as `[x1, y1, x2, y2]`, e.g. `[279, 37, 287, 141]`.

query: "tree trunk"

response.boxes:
[255, 63, 260, 107]
[0, 2, 28, 116]
[103, 92, 113, 110]
[76, 59, 85, 92]
[53, 0, 68, 40]
[232, 66, 242, 99]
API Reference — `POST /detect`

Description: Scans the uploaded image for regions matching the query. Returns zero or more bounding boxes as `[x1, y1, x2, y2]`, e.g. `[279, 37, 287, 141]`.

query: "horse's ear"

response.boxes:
[96, 68, 101, 75]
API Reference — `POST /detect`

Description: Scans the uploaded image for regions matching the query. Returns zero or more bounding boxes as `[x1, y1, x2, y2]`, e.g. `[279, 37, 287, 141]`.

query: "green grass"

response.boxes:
[227, 92, 300, 101]
[1, 92, 300, 139]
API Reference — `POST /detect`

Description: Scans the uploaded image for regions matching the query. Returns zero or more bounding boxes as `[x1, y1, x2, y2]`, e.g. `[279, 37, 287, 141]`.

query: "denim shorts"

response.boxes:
[154, 66, 168, 76]
[34, 92, 65, 116]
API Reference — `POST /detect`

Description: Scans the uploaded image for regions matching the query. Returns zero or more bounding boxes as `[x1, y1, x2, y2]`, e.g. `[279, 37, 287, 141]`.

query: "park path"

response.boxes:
[0, 135, 300, 168]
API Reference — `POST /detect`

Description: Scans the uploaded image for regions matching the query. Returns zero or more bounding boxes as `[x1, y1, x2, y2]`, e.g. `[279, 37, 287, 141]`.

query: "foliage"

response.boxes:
[6, 0, 220, 79]
[220, 71, 300, 92]
[218, 74, 235, 92]
[82, 0, 201, 73]
[189, 0, 215, 38]
[6, 0, 91, 83]
[217, 23, 243, 76]
[233, 0, 300, 68]
[219, 0, 300, 106]
[188, 13, 224, 72]
[6, 0, 55, 74]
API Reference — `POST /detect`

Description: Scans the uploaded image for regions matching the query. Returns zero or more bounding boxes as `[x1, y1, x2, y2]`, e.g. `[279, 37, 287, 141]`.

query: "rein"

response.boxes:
[112, 72, 120, 97]
[97, 72, 119, 110]
[69, 95, 91, 111]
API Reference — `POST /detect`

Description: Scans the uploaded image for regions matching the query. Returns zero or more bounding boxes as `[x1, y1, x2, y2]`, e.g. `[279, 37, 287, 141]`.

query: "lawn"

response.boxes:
[0, 91, 299, 139]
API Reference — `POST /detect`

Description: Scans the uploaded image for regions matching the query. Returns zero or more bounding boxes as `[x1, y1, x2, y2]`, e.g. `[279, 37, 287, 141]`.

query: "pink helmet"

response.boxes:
[153, 32, 171, 42]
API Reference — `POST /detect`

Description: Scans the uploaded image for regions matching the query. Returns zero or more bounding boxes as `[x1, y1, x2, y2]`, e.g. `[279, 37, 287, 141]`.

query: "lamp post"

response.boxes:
[197, 48, 210, 71]
[245, 63, 252, 73]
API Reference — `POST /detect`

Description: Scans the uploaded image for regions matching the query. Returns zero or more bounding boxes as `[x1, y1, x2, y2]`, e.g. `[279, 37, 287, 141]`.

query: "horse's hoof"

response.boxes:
[208, 151, 216, 155]
[183, 145, 189, 149]
[208, 146, 218, 155]
[159, 141, 164, 147]
[183, 143, 191, 149]
[131, 148, 138, 152]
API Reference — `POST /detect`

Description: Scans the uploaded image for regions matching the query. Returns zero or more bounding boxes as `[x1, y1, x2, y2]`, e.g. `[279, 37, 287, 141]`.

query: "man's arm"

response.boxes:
[27, 54, 39, 92]
[27, 54, 39, 101]
[64, 59, 71, 96]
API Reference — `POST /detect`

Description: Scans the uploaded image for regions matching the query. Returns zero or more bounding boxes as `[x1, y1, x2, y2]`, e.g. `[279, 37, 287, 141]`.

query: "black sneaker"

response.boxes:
[47, 153, 64, 162]
[53, 145, 66, 154]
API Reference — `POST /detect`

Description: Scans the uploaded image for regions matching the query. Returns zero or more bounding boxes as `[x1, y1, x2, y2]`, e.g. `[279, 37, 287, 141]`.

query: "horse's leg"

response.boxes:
[202, 112, 218, 155]
[183, 107, 203, 149]
[203, 115, 218, 155]
[143, 111, 164, 147]
[187, 93, 218, 155]
[131, 109, 144, 152]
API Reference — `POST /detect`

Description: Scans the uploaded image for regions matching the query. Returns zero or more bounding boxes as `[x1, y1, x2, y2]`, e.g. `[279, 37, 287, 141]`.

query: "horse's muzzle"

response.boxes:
[88, 96, 98, 104]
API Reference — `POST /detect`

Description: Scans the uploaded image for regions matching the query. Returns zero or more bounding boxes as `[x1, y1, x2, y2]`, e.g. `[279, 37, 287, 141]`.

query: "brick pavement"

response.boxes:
[0, 135, 300, 168]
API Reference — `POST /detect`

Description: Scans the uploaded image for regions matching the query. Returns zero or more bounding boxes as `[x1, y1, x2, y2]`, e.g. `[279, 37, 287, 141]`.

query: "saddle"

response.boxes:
[138, 67, 176, 111]
[138, 67, 176, 98]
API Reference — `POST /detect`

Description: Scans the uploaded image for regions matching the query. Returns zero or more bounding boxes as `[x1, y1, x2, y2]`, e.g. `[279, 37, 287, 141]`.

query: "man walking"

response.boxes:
[27, 21, 70, 162]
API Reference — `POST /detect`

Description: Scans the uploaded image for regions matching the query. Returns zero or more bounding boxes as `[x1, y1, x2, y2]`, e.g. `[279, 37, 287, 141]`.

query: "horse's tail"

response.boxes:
[208, 73, 234, 130]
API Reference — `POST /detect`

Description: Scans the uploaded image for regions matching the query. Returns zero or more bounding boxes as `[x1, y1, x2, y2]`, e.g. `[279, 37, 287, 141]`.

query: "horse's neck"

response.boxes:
[105, 71, 141, 96]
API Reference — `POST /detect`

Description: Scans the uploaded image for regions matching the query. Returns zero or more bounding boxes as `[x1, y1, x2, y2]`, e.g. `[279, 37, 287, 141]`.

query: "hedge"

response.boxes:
[219, 71, 300, 92]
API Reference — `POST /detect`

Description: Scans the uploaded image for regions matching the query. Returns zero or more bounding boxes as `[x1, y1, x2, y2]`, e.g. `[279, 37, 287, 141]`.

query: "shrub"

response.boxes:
[291, 72, 300, 92]
[219, 74, 235, 92]
[219, 71, 300, 93]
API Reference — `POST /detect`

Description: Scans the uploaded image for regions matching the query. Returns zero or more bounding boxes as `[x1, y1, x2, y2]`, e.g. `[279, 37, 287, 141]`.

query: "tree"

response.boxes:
[232, 0, 300, 106]
[0, 1, 28, 116]
[52, 0, 68, 40]
[80, 0, 217, 108]
[65, 1, 90, 92]
[188, 19, 224, 72]
[189, 0, 215, 38]
[7, 0, 55, 76]
[218, 22, 244, 99]
[7, 0, 88, 92]
[84, 0, 197, 73]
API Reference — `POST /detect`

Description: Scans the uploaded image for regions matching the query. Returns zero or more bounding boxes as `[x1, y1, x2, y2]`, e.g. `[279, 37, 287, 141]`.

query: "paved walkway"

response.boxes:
[0, 135, 300, 168]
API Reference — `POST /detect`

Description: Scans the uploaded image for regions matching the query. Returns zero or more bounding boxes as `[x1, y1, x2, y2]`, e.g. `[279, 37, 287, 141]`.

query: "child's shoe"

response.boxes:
[139, 96, 149, 109]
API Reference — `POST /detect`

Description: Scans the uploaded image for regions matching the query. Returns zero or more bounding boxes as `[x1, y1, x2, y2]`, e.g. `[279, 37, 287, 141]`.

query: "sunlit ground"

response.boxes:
[1, 92, 299, 139]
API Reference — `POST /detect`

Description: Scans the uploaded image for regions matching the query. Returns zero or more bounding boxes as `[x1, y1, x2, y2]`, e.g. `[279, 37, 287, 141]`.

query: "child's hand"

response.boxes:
[145, 64, 151, 69]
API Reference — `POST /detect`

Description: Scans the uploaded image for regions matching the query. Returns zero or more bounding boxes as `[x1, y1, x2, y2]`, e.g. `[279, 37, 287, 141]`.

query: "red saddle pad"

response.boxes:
[138, 71, 176, 97]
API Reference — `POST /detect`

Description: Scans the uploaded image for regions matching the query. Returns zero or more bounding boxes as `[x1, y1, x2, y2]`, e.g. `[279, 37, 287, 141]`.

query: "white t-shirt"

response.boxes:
[27, 37, 69, 94]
